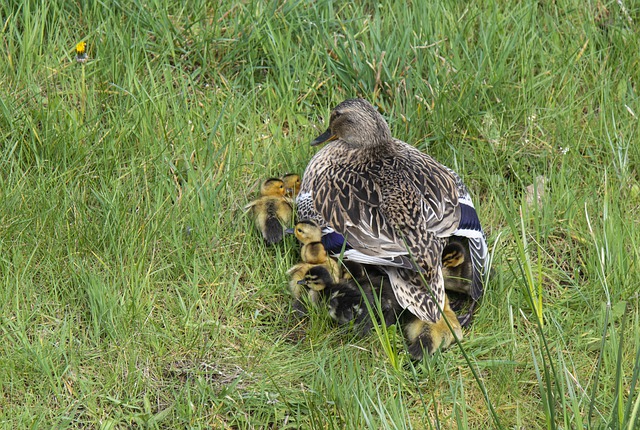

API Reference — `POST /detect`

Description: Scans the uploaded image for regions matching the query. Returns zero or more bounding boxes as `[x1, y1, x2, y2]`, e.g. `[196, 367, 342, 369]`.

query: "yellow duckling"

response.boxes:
[282, 173, 301, 198]
[286, 220, 341, 280]
[402, 295, 462, 360]
[244, 178, 293, 245]
[299, 265, 402, 335]
[287, 262, 323, 314]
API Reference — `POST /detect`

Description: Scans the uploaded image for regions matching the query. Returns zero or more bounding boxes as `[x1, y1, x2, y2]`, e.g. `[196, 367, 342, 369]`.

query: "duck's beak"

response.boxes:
[297, 279, 307, 285]
[284, 228, 295, 235]
[311, 128, 337, 146]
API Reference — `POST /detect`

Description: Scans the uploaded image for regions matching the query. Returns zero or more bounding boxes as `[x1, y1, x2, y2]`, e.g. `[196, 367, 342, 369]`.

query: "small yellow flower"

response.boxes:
[76, 41, 87, 63]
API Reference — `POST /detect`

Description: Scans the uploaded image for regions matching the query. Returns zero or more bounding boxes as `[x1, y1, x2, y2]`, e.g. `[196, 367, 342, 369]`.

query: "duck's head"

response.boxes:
[282, 173, 301, 197]
[285, 220, 322, 244]
[260, 178, 286, 197]
[311, 98, 392, 149]
[297, 265, 333, 291]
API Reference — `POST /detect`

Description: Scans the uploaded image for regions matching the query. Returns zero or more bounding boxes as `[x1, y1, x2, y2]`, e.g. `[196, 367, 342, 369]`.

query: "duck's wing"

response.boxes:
[298, 193, 411, 267]
[298, 152, 415, 269]
[300, 156, 413, 267]
[391, 147, 460, 233]
[446, 169, 489, 301]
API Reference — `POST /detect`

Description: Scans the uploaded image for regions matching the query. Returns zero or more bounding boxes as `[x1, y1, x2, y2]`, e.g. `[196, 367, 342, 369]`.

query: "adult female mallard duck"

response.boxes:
[297, 98, 489, 355]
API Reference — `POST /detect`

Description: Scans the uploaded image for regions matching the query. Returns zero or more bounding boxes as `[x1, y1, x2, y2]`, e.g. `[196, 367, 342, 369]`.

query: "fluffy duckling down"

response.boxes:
[287, 262, 323, 315]
[402, 296, 462, 361]
[299, 265, 402, 335]
[244, 178, 293, 245]
[286, 220, 341, 281]
[284, 220, 341, 315]
[282, 173, 301, 198]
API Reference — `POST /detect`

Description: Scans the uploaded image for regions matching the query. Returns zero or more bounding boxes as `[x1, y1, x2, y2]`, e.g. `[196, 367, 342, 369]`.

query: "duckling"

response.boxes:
[286, 220, 341, 281]
[299, 265, 402, 335]
[442, 238, 473, 293]
[244, 178, 293, 245]
[340, 260, 366, 280]
[297, 98, 490, 356]
[352, 266, 403, 331]
[282, 173, 302, 198]
[402, 296, 462, 361]
[287, 262, 323, 315]
[298, 266, 363, 326]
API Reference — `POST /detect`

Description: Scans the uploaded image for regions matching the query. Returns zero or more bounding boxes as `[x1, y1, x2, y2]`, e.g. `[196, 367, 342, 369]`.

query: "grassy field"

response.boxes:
[1, 0, 639, 428]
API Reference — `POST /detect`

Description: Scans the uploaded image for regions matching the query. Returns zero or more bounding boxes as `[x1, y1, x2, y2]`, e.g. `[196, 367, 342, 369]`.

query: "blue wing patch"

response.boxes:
[458, 203, 482, 232]
[321, 231, 351, 255]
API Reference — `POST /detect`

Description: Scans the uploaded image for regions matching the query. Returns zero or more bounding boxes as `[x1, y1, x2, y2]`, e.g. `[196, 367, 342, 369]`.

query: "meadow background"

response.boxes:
[1, 0, 639, 428]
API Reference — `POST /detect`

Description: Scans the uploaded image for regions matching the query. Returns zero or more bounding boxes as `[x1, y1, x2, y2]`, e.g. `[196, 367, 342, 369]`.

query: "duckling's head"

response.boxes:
[282, 173, 301, 197]
[311, 98, 392, 149]
[298, 265, 333, 291]
[260, 178, 286, 197]
[442, 241, 466, 269]
[290, 220, 322, 244]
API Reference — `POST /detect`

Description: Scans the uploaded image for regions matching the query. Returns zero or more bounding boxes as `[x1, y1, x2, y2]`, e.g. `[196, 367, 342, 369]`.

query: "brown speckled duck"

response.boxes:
[296, 98, 489, 355]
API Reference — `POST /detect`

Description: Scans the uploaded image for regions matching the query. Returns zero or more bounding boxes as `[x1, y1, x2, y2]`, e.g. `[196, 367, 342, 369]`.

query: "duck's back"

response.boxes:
[299, 139, 461, 243]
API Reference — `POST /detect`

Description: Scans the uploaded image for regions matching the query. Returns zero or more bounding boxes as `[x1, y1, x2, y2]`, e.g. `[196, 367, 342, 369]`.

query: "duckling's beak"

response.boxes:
[297, 279, 307, 285]
[311, 128, 337, 146]
[284, 228, 295, 235]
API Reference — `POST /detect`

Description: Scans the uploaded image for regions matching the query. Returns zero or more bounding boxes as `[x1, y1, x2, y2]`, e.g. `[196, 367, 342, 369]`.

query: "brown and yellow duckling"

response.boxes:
[282, 173, 301, 198]
[286, 220, 341, 281]
[402, 295, 462, 360]
[298, 265, 402, 335]
[285, 220, 341, 315]
[244, 178, 293, 245]
[287, 262, 323, 314]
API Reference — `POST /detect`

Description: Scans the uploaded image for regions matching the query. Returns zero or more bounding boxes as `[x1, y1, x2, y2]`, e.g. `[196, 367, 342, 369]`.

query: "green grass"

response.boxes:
[1, 0, 639, 428]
